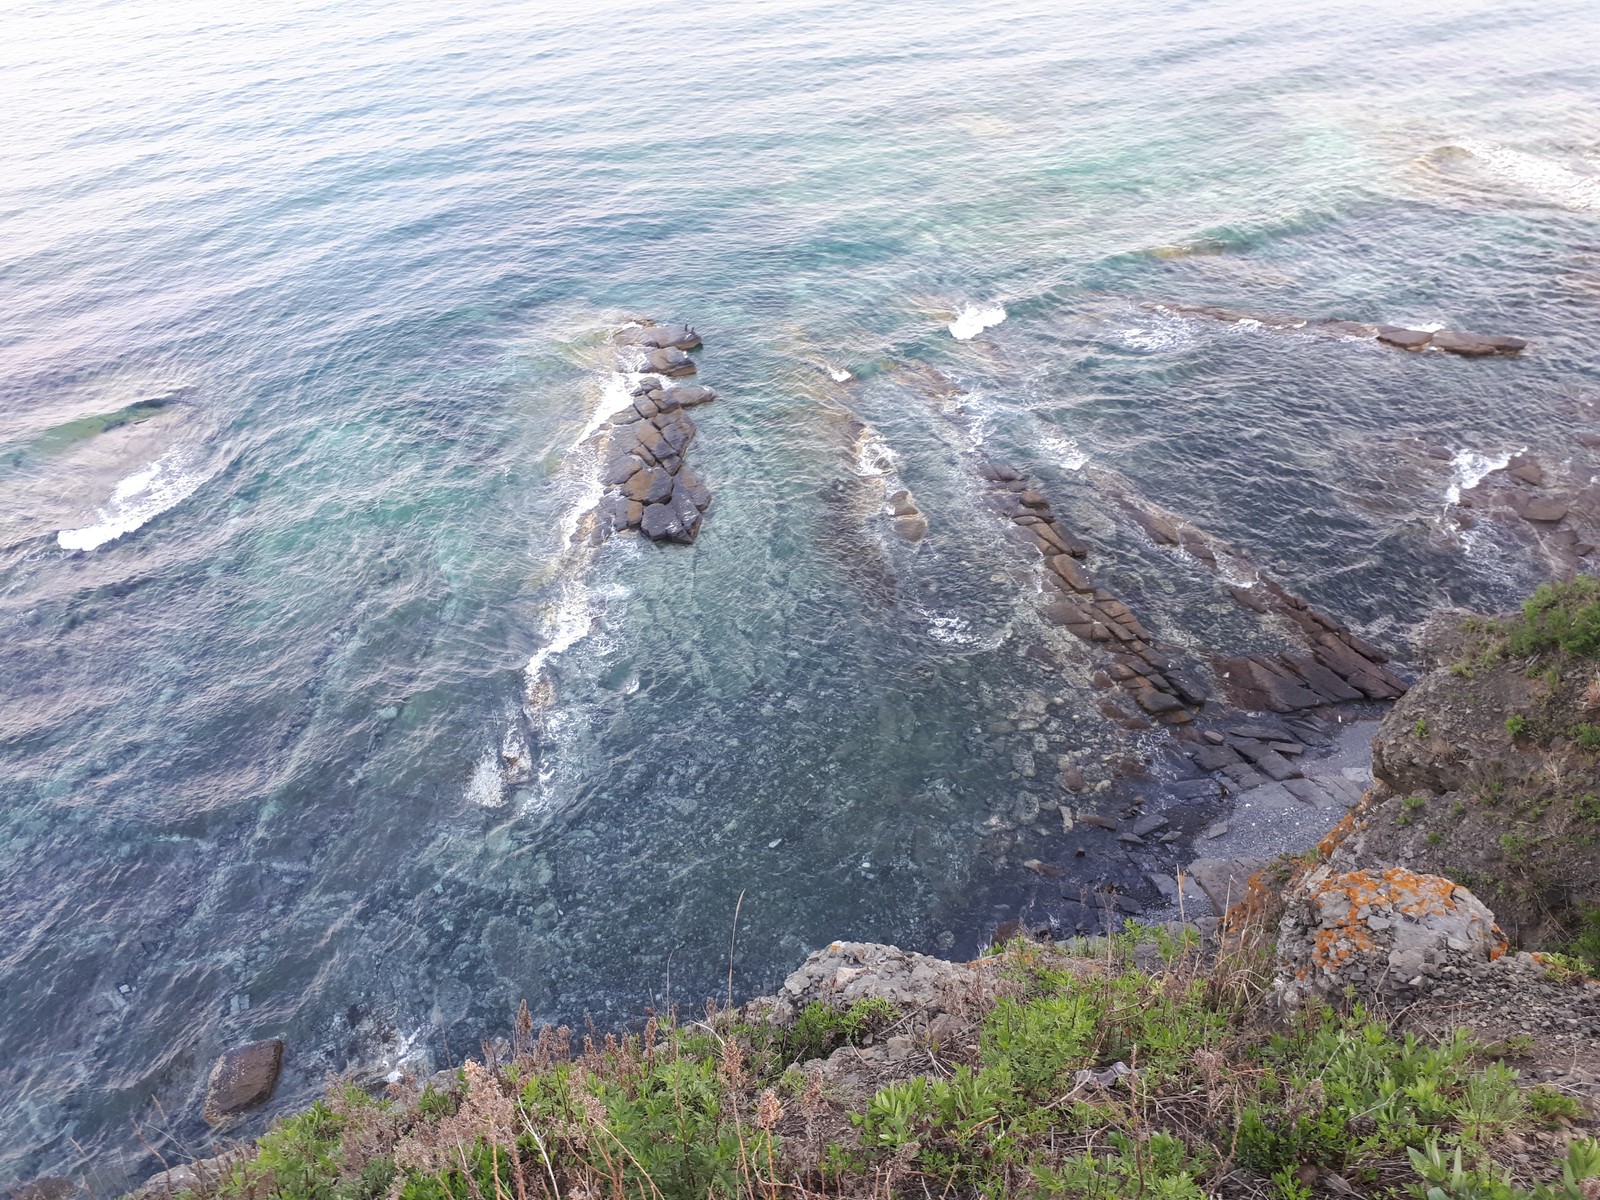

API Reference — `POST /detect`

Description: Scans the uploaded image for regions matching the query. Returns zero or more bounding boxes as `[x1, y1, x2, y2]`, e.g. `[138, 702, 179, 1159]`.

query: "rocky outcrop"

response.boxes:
[976, 461, 1211, 729]
[595, 321, 718, 544]
[124, 1151, 249, 1200]
[1313, 591, 1600, 949]
[1454, 452, 1600, 571]
[1275, 865, 1506, 1007]
[203, 1038, 283, 1123]
[762, 941, 1007, 1026]
[1151, 303, 1528, 358]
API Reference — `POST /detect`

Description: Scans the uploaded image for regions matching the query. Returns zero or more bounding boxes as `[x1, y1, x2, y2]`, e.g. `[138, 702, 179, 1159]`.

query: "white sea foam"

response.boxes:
[910, 602, 1003, 649]
[1456, 139, 1600, 211]
[1445, 447, 1517, 505]
[851, 429, 899, 478]
[1115, 318, 1194, 353]
[524, 579, 600, 696]
[464, 750, 507, 809]
[1034, 427, 1089, 470]
[948, 303, 1007, 340]
[828, 366, 853, 382]
[57, 447, 208, 551]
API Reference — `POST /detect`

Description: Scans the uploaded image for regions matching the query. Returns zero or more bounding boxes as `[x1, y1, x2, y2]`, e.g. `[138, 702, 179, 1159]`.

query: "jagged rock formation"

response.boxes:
[1324, 603, 1600, 945]
[977, 461, 1210, 728]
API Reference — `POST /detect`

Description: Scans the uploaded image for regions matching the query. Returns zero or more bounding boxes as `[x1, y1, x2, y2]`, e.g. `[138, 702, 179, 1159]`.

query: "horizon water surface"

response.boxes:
[3, 0, 1600, 1186]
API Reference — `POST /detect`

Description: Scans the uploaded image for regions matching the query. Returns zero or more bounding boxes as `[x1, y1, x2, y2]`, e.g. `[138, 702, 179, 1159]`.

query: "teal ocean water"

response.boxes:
[3, 0, 1600, 1185]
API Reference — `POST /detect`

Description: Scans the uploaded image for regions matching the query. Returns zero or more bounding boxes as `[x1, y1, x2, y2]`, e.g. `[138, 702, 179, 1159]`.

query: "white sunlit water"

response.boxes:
[3, 0, 1600, 1189]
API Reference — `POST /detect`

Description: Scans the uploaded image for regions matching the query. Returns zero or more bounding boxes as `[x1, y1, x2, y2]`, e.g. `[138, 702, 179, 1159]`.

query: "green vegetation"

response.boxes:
[1416, 718, 1431, 738]
[1506, 715, 1528, 739]
[174, 937, 1597, 1200]
[1506, 578, 1600, 660]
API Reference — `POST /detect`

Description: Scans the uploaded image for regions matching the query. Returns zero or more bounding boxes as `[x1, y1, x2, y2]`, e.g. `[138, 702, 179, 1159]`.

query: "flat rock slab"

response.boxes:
[1186, 857, 1269, 916]
[614, 323, 701, 350]
[204, 1038, 283, 1122]
[1377, 326, 1434, 349]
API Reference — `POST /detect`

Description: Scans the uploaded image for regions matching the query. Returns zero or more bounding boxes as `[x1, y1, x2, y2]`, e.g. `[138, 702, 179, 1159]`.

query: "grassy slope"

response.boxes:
[165, 930, 1598, 1200]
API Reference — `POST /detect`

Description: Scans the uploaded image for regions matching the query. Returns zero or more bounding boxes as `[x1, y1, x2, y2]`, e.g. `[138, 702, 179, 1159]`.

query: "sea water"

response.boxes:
[2, 0, 1599, 1185]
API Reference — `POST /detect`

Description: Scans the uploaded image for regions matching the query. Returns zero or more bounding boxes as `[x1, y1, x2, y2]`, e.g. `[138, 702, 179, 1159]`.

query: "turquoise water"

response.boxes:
[3, 0, 1600, 1184]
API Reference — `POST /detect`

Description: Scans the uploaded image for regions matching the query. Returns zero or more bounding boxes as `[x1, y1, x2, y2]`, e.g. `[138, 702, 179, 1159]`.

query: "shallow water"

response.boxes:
[3, 0, 1600, 1185]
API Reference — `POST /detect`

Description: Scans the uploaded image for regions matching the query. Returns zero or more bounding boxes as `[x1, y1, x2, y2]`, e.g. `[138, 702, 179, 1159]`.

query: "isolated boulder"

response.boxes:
[1276, 865, 1506, 1007]
[203, 1038, 283, 1122]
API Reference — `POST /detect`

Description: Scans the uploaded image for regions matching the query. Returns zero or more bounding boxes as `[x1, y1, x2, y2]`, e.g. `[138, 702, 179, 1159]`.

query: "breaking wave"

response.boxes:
[56, 447, 209, 552]
[949, 303, 1007, 340]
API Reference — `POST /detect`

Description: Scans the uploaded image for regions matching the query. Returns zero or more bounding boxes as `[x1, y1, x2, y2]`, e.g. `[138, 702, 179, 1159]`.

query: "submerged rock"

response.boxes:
[204, 1038, 284, 1122]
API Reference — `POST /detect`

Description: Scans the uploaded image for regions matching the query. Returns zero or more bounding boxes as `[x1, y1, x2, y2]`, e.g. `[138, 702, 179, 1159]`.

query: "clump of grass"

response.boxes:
[1507, 578, 1600, 660]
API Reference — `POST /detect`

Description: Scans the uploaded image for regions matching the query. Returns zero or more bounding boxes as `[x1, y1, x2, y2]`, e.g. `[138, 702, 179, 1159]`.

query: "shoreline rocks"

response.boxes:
[595, 321, 719, 545]
[1150, 303, 1528, 358]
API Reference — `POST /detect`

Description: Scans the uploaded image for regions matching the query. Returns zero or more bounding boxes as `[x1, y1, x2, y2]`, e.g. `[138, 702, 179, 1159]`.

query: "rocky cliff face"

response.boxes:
[1327, 595, 1600, 948]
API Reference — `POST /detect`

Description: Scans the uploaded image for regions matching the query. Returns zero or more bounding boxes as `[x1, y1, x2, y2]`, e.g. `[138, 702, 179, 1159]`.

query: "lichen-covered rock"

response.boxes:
[126, 1151, 249, 1200]
[1276, 865, 1506, 1007]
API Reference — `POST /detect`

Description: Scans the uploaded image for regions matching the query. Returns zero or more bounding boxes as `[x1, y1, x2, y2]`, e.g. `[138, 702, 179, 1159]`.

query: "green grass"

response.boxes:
[177, 937, 1599, 1200]
[1506, 578, 1600, 660]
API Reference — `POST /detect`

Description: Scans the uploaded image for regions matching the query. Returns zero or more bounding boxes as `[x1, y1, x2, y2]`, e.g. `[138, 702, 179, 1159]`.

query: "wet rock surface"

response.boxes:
[203, 1038, 284, 1122]
[1152, 302, 1529, 358]
[596, 320, 718, 545]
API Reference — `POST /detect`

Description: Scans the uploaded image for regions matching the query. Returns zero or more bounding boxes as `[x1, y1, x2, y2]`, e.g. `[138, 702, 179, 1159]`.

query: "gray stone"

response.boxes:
[1186, 857, 1268, 916]
[1276, 866, 1505, 1007]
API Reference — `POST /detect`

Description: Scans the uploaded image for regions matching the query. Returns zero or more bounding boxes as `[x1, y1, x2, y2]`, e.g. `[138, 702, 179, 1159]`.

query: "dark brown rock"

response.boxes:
[204, 1038, 283, 1122]
[647, 347, 697, 376]
[674, 467, 712, 512]
[1430, 330, 1498, 357]
[1135, 688, 1185, 716]
[893, 514, 929, 542]
[1376, 326, 1433, 350]
[1522, 497, 1569, 523]
[1049, 556, 1092, 592]
[640, 499, 699, 543]
[602, 453, 644, 485]
[1229, 585, 1271, 613]
[623, 467, 675, 505]
[1278, 652, 1364, 702]
[6, 1179, 78, 1200]
[656, 385, 717, 410]
[655, 411, 696, 455]
[1507, 457, 1545, 487]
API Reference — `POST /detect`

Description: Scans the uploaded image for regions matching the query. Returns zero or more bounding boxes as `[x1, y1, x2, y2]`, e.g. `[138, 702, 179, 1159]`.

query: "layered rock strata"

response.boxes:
[978, 461, 1211, 728]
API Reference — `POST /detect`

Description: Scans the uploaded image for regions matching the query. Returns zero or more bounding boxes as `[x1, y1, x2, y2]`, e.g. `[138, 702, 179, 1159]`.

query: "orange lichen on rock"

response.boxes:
[1276, 863, 1506, 1007]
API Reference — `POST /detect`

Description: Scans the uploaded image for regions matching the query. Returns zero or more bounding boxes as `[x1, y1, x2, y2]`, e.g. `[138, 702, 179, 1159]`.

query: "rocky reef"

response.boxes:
[593, 321, 718, 544]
